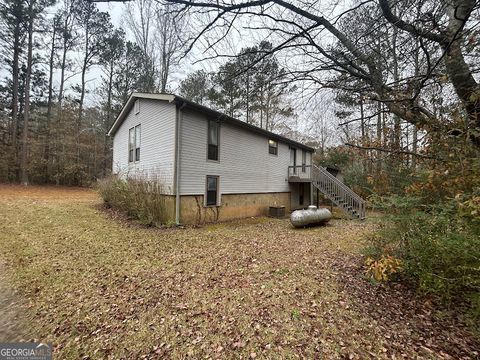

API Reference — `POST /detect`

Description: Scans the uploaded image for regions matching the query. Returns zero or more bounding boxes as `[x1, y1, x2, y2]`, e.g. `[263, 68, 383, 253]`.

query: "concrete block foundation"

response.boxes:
[177, 192, 291, 225]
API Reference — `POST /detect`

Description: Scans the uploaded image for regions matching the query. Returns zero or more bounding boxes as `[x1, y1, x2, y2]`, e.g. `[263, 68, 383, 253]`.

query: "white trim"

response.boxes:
[205, 175, 220, 207]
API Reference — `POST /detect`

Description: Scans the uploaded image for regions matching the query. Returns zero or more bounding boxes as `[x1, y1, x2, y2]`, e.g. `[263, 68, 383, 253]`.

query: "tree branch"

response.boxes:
[378, 0, 446, 44]
[345, 143, 441, 160]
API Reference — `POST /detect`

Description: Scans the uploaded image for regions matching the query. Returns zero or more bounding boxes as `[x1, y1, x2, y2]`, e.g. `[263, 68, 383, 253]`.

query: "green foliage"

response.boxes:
[97, 176, 169, 226]
[367, 194, 422, 212]
[290, 309, 301, 320]
[179, 69, 210, 105]
[315, 146, 419, 198]
[366, 196, 480, 324]
[317, 147, 351, 169]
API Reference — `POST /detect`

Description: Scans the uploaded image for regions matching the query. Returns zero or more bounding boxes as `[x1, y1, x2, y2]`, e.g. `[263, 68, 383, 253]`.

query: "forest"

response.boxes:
[1, 0, 479, 332]
[0, 0, 301, 185]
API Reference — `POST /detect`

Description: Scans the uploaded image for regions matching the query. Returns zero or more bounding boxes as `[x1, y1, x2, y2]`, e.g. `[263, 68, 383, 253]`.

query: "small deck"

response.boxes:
[288, 165, 312, 182]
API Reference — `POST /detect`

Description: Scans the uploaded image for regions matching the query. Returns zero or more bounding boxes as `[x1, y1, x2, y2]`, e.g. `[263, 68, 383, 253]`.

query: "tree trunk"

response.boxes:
[58, 18, 69, 108]
[376, 101, 382, 174]
[77, 64, 86, 168]
[104, 60, 114, 176]
[11, 12, 21, 180]
[77, 24, 89, 176]
[45, 18, 57, 182]
[391, 24, 401, 152]
[160, 23, 168, 92]
[246, 75, 250, 124]
[360, 95, 368, 171]
[259, 86, 264, 129]
[411, 20, 420, 169]
[20, 0, 34, 185]
[412, 126, 418, 168]
[443, 0, 479, 144]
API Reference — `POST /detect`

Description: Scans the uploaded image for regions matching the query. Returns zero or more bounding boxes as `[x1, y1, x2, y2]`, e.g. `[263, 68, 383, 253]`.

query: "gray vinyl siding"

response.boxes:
[112, 99, 176, 194]
[179, 109, 312, 196]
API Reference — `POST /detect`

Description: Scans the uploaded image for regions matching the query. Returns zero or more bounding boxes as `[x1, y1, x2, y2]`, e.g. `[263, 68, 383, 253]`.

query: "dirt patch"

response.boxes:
[0, 260, 29, 342]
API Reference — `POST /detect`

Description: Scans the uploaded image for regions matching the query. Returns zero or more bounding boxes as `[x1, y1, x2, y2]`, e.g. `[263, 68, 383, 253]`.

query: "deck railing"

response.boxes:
[287, 165, 312, 180]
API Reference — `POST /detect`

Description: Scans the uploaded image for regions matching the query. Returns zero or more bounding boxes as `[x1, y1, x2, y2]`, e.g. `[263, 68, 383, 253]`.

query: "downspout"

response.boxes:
[175, 101, 187, 225]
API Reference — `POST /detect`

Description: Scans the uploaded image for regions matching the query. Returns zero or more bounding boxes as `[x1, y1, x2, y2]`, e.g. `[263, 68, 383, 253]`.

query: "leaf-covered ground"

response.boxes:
[0, 184, 478, 359]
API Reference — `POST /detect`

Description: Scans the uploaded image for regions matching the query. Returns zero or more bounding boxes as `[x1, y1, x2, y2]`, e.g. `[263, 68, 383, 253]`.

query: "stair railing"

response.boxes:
[311, 165, 366, 219]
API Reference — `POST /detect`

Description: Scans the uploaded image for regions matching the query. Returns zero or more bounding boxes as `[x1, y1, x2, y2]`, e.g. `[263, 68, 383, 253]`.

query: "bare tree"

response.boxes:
[57, 0, 77, 108]
[155, 3, 186, 92]
[125, 0, 157, 91]
[99, 28, 125, 176]
[162, 0, 480, 146]
[126, 0, 187, 92]
[20, 0, 52, 184]
[20, 0, 34, 184]
[74, 1, 111, 174]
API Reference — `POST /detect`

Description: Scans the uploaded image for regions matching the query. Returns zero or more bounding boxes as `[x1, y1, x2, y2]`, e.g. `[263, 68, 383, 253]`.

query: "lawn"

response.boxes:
[0, 184, 478, 359]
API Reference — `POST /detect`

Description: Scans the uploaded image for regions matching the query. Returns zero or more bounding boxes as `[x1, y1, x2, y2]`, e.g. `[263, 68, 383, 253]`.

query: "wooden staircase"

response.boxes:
[288, 165, 366, 219]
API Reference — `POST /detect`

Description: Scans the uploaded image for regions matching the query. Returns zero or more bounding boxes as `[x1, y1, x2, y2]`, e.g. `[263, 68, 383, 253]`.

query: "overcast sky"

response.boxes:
[98, 0, 340, 144]
[0, 0, 343, 145]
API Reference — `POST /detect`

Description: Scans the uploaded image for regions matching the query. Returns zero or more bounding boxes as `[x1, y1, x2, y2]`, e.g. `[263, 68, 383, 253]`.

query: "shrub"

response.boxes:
[365, 255, 402, 282]
[97, 175, 169, 226]
[366, 196, 480, 324]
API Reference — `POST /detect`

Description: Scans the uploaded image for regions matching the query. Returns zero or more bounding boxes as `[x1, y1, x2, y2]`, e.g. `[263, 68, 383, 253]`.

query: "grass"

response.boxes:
[0, 184, 478, 359]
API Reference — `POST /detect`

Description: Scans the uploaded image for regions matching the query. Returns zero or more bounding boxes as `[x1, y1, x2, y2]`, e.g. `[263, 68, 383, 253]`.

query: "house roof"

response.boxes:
[107, 93, 315, 152]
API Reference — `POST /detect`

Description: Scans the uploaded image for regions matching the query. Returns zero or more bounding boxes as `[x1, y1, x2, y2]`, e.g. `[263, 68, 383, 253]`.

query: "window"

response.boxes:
[134, 99, 140, 114]
[206, 176, 219, 206]
[128, 125, 141, 163]
[268, 139, 278, 155]
[302, 150, 306, 172]
[135, 125, 141, 161]
[208, 120, 219, 161]
[129, 128, 135, 162]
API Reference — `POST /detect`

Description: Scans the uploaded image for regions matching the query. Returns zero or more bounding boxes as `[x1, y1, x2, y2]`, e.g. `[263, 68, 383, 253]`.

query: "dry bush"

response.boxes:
[98, 175, 169, 226]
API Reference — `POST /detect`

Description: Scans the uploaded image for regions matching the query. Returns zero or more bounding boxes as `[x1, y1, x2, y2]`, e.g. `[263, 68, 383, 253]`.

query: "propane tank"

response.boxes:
[290, 205, 332, 228]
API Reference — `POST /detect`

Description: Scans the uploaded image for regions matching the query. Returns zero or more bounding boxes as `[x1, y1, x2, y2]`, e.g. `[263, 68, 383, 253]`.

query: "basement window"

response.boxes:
[206, 176, 219, 206]
[268, 139, 278, 155]
[128, 124, 141, 163]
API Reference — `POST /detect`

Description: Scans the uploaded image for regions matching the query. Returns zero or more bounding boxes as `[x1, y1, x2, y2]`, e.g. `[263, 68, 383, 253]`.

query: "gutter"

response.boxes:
[109, 93, 314, 153]
[175, 101, 187, 225]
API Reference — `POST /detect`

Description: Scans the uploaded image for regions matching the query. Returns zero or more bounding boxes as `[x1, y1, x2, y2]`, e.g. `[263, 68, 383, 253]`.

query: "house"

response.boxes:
[108, 93, 365, 224]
